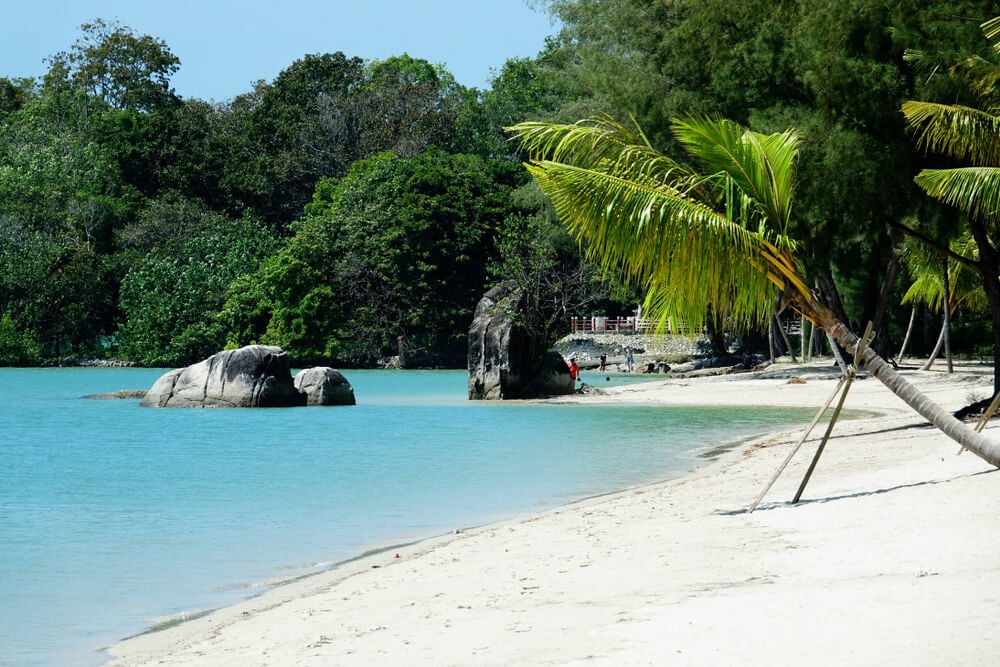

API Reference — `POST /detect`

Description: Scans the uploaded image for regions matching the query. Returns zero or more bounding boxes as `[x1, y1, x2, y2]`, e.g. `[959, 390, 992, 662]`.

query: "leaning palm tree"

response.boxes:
[507, 114, 1000, 466]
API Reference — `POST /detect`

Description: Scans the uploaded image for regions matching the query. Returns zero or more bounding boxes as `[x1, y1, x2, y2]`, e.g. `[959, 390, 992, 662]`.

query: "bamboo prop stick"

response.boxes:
[955, 388, 1000, 457]
[747, 375, 848, 513]
[791, 372, 855, 504]
[974, 391, 1000, 434]
[792, 322, 874, 505]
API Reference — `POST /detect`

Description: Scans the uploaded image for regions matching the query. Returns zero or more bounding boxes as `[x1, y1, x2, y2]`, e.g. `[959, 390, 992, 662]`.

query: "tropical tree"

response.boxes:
[507, 114, 1000, 465]
[900, 234, 987, 369]
[118, 216, 277, 366]
[901, 15, 1000, 392]
[46, 18, 180, 113]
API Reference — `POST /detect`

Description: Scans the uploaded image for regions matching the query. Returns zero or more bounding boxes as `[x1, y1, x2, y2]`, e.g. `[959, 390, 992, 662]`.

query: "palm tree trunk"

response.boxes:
[806, 299, 1000, 467]
[943, 257, 953, 373]
[768, 317, 777, 363]
[984, 274, 1000, 395]
[774, 315, 797, 362]
[920, 323, 945, 371]
[896, 306, 916, 363]
[800, 314, 808, 362]
[826, 330, 849, 374]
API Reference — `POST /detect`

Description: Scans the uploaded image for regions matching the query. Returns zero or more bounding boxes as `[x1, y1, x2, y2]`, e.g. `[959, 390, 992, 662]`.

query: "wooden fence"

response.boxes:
[569, 316, 692, 334]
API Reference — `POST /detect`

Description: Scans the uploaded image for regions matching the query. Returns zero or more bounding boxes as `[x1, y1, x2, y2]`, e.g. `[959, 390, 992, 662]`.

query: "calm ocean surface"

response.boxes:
[0, 368, 812, 666]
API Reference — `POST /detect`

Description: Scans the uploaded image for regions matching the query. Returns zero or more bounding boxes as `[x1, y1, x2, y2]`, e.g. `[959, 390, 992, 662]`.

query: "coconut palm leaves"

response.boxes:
[508, 115, 808, 335]
[902, 17, 1000, 225]
[902, 234, 985, 315]
[508, 113, 1000, 467]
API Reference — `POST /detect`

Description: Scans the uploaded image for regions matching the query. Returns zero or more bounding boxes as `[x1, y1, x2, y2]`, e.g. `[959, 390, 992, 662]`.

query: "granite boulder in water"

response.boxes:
[140, 345, 353, 408]
[467, 282, 574, 399]
[293, 367, 355, 406]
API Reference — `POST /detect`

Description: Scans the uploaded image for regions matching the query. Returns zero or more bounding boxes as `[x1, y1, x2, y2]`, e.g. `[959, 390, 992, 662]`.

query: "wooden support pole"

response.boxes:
[792, 373, 855, 504]
[792, 322, 874, 504]
[974, 391, 1000, 434]
[748, 375, 847, 513]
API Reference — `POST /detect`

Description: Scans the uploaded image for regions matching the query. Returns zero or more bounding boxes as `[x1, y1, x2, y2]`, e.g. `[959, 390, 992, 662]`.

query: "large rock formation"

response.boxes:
[467, 282, 574, 400]
[293, 367, 355, 406]
[140, 345, 354, 408]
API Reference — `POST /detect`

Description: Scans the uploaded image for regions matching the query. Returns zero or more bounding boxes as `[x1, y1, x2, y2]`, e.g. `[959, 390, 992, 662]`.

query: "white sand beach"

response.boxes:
[106, 361, 1000, 666]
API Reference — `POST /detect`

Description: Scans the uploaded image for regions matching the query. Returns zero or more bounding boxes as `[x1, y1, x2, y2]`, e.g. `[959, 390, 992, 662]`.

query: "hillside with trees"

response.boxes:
[1, 4, 998, 368]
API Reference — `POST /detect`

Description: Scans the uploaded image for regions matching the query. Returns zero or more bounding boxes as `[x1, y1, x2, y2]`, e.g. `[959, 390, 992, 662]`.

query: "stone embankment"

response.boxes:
[553, 332, 707, 367]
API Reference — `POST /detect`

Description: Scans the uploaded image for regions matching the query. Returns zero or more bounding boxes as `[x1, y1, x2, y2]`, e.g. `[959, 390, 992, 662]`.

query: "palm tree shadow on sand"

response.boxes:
[717, 467, 998, 516]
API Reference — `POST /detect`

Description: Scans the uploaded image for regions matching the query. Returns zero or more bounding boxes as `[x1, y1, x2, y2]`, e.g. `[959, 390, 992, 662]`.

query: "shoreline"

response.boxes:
[105, 361, 1000, 665]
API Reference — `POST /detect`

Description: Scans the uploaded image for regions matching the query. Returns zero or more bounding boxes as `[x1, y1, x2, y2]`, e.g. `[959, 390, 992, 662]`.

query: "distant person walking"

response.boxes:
[599, 353, 607, 371]
[625, 347, 634, 373]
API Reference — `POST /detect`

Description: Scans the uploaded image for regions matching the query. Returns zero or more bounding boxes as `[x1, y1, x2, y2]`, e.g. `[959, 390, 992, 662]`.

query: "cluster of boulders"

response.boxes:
[140, 345, 354, 408]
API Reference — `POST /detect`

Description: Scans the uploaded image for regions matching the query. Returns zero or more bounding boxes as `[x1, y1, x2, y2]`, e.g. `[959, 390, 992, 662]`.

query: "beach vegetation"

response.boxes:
[901, 15, 1000, 389]
[1, 6, 999, 374]
[220, 148, 533, 365]
[507, 110, 1000, 465]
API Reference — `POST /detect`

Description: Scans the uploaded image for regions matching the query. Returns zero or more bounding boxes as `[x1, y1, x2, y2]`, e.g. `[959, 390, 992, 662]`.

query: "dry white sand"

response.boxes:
[106, 362, 1000, 666]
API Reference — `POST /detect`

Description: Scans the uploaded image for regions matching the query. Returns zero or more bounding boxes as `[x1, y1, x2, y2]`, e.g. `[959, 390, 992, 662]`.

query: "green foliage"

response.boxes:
[0, 103, 126, 245]
[488, 188, 610, 353]
[534, 0, 1000, 344]
[7, 5, 1000, 368]
[0, 77, 33, 114]
[454, 56, 573, 160]
[509, 115, 807, 337]
[223, 148, 529, 365]
[118, 217, 277, 366]
[47, 18, 180, 112]
[0, 312, 41, 366]
[221, 51, 471, 228]
[901, 234, 985, 314]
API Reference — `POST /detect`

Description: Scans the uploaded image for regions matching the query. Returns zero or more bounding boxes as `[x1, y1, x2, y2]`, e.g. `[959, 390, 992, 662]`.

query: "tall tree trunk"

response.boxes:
[981, 268, 1000, 395]
[896, 306, 916, 363]
[815, 266, 852, 329]
[774, 315, 797, 362]
[942, 257, 953, 374]
[966, 217, 1000, 394]
[801, 297, 1000, 467]
[869, 243, 900, 360]
[826, 330, 849, 374]
[800, 314, 808, 362]
[920, 323, 946, 371]
[768, 317, 777, 363]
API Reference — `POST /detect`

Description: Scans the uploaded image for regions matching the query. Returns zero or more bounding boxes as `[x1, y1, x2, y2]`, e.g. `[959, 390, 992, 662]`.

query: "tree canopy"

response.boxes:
[1, 7, 999, 372]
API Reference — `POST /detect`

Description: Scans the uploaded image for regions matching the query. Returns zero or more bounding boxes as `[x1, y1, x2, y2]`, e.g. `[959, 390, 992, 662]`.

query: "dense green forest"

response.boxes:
[1, 3, 997, 368]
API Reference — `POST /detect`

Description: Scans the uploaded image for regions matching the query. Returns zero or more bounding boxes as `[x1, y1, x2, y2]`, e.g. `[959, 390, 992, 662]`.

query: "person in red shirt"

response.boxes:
[568, 357, 580, 382]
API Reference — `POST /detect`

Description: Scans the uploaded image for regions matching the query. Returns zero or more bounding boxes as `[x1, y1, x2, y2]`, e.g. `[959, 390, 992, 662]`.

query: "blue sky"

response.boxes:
[3, 1, 559, 102]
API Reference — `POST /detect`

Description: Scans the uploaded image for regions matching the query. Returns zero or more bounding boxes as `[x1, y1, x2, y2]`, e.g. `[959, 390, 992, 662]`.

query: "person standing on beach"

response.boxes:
[599, 353, 607, 371]
[625, 347, 634, 373]
[568, 357, 580, 382]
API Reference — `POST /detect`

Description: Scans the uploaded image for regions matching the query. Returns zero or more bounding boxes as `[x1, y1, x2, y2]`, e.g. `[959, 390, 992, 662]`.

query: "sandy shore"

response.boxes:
[106, 361, 1000, 666]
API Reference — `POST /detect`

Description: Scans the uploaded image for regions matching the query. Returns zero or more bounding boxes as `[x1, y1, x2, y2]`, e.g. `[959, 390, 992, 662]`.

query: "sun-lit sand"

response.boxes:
[105, 360, 1000, 666]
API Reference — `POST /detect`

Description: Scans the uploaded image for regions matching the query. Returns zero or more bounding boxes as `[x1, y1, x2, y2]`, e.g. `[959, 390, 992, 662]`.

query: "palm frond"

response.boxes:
[914, 167, 1000, 224]
[900, 228, 986, 316]
[902, 101, 1000, 165]
[508, 118, 706, 197]
[983, 16, 1000, 52]
[509, 116, 811, 334]
[525, 159, 799, 333]
[670, 116, 800, 235]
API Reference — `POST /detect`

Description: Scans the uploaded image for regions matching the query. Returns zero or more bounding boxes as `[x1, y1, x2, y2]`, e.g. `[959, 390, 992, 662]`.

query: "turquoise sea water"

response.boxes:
[0, 368, 812, 666]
